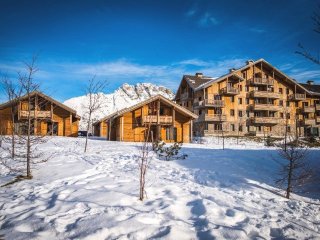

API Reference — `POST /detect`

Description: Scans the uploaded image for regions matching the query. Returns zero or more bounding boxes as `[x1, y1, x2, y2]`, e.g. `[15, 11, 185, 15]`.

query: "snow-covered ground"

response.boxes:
[1, 137, 320, 239]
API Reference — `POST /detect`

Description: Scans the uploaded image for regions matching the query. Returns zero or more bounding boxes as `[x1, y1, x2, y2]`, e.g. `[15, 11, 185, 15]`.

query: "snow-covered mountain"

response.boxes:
[64, 83, 175, 130]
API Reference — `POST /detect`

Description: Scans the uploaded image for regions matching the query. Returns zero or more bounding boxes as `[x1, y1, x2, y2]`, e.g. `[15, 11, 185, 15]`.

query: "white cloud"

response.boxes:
[198, 12, 219, 27]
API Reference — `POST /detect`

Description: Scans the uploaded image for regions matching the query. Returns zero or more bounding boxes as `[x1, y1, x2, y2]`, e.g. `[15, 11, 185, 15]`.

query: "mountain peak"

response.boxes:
[64, 83, 175, 130]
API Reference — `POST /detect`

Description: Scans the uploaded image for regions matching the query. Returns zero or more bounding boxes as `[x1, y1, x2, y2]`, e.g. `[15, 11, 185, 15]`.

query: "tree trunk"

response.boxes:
[26, 96, 32, 178]
[84, 113, 91, 153]
[11, 106, 15, 159]
[286, 159, 294, 199]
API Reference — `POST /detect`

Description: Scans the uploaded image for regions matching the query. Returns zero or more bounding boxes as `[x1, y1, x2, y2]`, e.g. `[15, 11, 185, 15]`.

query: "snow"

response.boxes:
[1, 137, 320, 239]
[63, 83, 175, 130]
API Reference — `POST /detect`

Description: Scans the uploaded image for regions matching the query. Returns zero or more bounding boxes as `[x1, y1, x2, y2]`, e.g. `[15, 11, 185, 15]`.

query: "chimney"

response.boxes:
[246, 60, 254, 65]
[195, 72, 203, 78]
[307, 80, 314, 85]
[229, 68, 236, 73]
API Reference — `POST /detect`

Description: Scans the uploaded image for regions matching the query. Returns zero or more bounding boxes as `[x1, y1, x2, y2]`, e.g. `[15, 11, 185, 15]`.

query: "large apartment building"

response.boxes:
[175, 59, 320, 137]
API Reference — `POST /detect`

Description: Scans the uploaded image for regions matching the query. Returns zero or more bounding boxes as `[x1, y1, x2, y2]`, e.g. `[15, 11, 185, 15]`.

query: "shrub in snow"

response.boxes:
[153, 140, 187, 161]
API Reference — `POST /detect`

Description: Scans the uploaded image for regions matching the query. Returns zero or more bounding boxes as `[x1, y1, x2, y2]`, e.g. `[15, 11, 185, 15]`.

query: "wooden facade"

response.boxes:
[0, 91, 80, 137]
[175, 59, 320, 138]
[93, 95, 197, 143]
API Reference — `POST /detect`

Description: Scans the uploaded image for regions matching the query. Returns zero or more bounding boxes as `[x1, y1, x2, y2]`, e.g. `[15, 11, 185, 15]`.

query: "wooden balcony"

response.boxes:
[251, 103, 281, 111]
[301, 105, 315, 113]
[196, 114, 227, 122]
[302, 118, 316, 126]
[193, 99, 225, 108]
[220, 86, 239, 95]
[247, 78, 274, 85]
[316, 104, 320, 111]
[19, 110, 51, 119]
[288, 93, 306, 101]
[250, 91, 280, 99]
[143, 115, 173, 125]
[251, 116, 281, 125]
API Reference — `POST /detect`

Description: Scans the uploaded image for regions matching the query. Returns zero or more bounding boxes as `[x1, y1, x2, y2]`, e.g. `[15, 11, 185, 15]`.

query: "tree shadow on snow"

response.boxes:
[173, 146, 320, 200]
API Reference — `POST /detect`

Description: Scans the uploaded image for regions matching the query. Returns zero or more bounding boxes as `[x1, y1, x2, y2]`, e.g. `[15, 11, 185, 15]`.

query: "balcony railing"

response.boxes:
[193, 99, 225, 108]
[250, 90, 280, 99]
[204, 130, 224, 135]
[143, 115, 173, 124]
[220, 86, 239, 95]
[303, 118, 316, 126]
[248, 78, 274, 85]
[251, 103, 281, 111]
[301, 105, 315, 113]
[196, 114, 227, 122]
[251, 116, 281, 125]
[288, 93, 306, 101]
[315, 104, 320, 111]
[19, 110, 51, 119]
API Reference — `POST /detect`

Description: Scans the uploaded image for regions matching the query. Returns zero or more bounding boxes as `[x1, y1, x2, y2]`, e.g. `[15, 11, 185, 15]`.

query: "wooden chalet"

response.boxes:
[93, 95, 198, 143]
[0, 91, 80, 137]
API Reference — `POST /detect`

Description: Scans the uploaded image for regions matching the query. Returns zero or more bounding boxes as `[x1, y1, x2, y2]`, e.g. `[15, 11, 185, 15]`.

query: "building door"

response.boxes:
[47, 122, 58, 136]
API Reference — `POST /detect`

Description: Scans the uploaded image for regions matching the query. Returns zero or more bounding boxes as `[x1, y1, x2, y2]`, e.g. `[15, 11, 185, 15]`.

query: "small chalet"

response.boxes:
[0, 91, 80, 137]
[93, 95, 197, 143]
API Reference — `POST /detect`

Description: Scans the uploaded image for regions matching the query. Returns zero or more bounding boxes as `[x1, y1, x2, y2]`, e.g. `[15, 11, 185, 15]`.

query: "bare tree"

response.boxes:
[138, 102, 156, 201]
[0, 56, 52, 180]
[275, 138, 312, 199]
[1, 74, 22, 158]
[296, 6, 320, 66]
[83, 77, 107, 153]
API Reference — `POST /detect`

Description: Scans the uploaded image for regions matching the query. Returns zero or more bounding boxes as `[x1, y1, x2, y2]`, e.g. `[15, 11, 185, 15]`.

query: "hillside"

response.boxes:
[63, 83, 175, 130]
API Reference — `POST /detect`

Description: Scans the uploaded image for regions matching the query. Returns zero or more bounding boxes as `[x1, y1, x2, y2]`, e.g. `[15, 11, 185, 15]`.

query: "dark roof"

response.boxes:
[300, 83, 320, 95]
[183, 75, 214, 89]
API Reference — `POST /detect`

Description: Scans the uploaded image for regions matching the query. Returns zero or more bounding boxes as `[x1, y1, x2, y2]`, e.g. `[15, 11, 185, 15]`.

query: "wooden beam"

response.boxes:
[157, 100, 160, 124]
[70, 113, 72, 136]
[190, 119, 193, 142]
[172, 108, 175, 126]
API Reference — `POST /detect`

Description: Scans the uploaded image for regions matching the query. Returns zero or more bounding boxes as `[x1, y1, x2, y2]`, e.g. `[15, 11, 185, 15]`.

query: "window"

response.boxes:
[231, 124, 235, 131]
[257, 126, 262, 132]
[279, 88, 283, 94]
[303, 102, 308, 107]
[239, 85, 243, 92]
[287, 126, 291, 133]
[239, 125, 243, 132]
[199, 97, 202, 101]
[286, 101, 290, 107]
[286, 88, 290, 94]
[280, 113, 284, 118]
[286, 113, 290, 119]
[246, 110, 250, 117]
[186, 102, 189, 107]
[230, 96, 235, 102]
[230, 109, 235, 116]
[295, 102, 299, 107]
[160, 107, 164, 115]
[279, 100, 283, 106]
[238, 110, 243, 117]
[238, 98, 243, 104]
[246, 98, 249, 104]
[166, 127, 175, 141]
[242, 72, 246, 79]
[245, 86, 249, 92]
[199, 110, 202, 115]
[214, 123, 222, 131]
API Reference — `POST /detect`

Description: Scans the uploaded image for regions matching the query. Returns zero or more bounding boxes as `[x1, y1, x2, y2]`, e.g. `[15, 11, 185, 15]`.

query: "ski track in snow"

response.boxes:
[0, 137, 320, 240]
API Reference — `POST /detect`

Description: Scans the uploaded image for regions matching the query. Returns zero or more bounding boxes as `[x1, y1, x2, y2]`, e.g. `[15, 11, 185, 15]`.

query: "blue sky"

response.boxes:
[0, 0, 319, 101]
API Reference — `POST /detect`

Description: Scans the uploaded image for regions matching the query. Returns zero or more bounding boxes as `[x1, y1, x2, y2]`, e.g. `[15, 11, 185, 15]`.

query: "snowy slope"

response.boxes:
[1, 137, 320, 239]
[63, 83, 175, 130]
